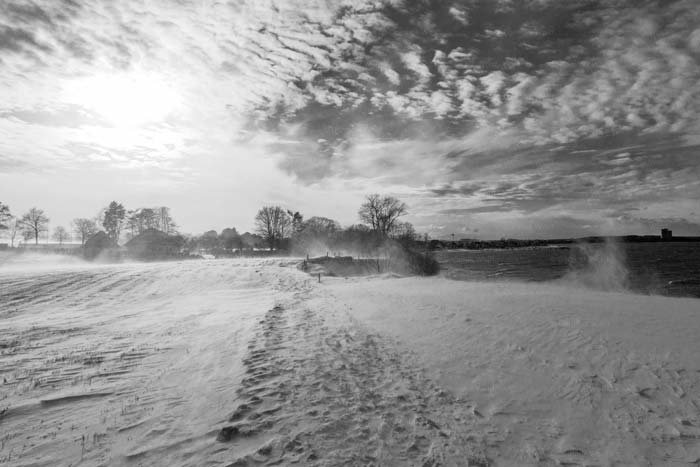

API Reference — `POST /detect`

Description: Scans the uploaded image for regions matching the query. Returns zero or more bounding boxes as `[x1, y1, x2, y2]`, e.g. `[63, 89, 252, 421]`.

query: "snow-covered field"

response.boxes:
[323, 277, 700, 466]
[2, 257, 699, 466]
[0, 258, 305, 466]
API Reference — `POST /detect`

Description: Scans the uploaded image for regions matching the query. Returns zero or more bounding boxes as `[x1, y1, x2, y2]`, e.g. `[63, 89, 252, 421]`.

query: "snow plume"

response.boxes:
[561, 238, 629, 292]
[0, 250, 90, 272]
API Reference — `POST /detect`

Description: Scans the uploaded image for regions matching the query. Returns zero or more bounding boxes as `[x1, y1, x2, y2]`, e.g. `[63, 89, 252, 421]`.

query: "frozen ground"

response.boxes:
[1, 258, 699, 466]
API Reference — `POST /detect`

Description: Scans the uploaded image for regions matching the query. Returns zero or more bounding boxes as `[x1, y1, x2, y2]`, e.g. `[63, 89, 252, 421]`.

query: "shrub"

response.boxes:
[403, 248, 440, 276]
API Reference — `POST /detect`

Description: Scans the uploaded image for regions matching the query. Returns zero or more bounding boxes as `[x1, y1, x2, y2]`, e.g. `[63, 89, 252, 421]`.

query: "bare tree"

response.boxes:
[254, 206, 291, 250]
[303, 217, 340, 236]
[52, 226, 71, 245]
[0, 201, 11, 230]
[392, 221, 417, 243]
[20, 207, 49, 245]
[72, 218, 98, 245]
[140, 208, 159, 230]
[157, 206, 178, 234]
[358, 194, 408, 237]
[126, 208, 157, 238]
[9, 218, 20, 247]
[291, 216, 340, 254]
[125, 207, 177, 238]
[125, 210, 141, 239]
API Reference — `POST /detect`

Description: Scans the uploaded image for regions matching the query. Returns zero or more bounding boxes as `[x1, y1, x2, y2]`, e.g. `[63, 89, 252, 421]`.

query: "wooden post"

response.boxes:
[318, 273, 321, 283]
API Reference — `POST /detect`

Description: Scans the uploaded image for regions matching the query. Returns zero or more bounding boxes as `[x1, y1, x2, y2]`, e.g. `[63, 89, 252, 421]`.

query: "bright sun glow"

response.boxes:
[62, 72, 181, 127]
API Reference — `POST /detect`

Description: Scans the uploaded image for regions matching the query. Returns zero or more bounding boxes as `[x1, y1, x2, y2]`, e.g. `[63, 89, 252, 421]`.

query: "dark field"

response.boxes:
[437, 242, 700, 298]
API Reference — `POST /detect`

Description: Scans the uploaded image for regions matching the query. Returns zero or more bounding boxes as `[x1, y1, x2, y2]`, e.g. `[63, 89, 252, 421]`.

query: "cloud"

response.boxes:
[378, 62, 401, 85]
[0, 154, 30, 172]
[448, 6, 469, 25]
[401, 46, 432, 84]
[0, 0, 699, 237]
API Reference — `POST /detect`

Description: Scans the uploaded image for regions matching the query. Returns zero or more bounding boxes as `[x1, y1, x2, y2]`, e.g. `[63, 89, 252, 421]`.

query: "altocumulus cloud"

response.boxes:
[0, 0, 699, 237]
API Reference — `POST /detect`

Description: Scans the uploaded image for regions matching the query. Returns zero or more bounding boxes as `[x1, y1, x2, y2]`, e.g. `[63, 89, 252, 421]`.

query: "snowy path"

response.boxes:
[213, 290, 485, 466]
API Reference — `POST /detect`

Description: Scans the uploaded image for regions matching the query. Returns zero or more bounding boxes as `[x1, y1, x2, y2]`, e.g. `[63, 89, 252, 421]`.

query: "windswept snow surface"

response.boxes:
[2, 259, 700, 466]
[0, 259, 307, 466]
[323, 277, 700, 466]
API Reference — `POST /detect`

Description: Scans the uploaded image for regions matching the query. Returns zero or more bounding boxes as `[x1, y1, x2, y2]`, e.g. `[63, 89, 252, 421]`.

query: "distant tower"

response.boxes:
[661, 228, 672, 240]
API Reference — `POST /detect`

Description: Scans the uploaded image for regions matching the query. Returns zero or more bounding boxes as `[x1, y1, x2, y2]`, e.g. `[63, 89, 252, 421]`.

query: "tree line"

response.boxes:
[249, 194, 419, 255]
[165, 194, 417, 257]
[0, 201, 178, 247]
[1, 194, 423, 257]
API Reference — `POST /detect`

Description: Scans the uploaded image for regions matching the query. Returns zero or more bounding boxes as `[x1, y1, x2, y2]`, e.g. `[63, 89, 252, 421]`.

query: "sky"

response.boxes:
[1, 0, 699, 239]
